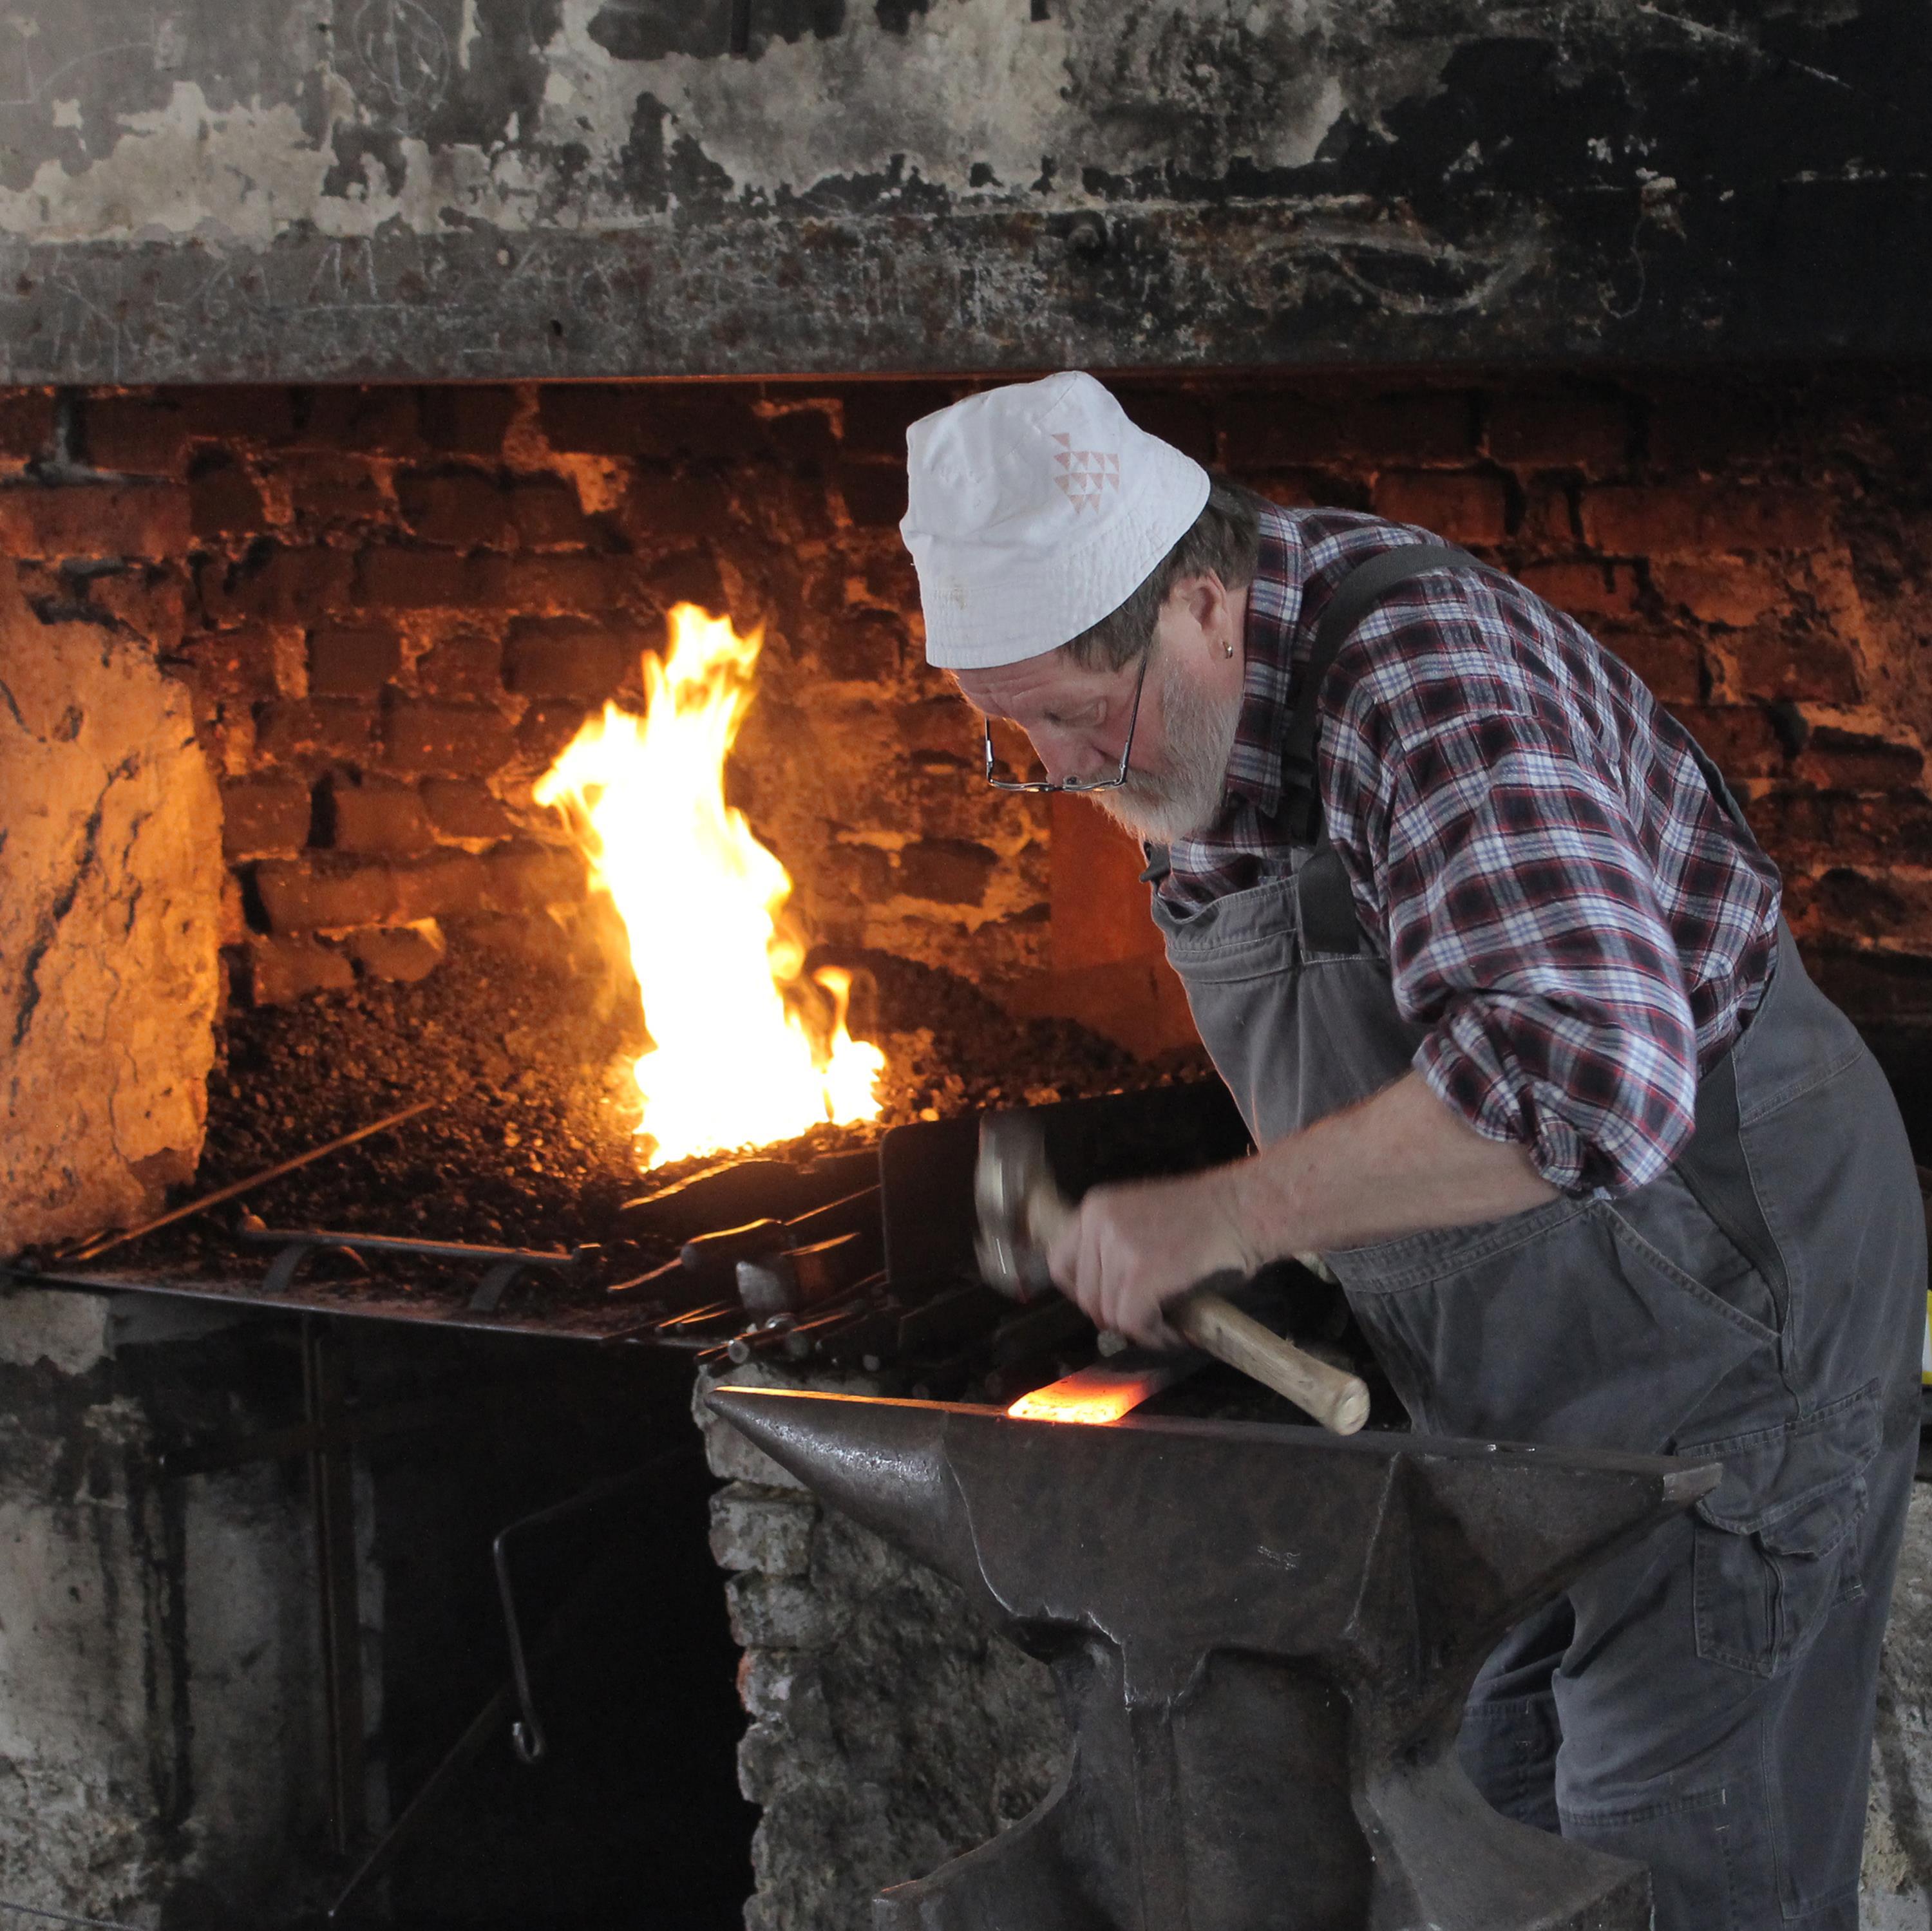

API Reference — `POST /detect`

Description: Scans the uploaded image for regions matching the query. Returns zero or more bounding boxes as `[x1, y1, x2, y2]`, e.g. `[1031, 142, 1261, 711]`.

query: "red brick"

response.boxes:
[820, 608, 908, 681]
[325, 777, 435, 856]
[1798, 726, 1926, 791]
[517, 701, 593, 766]
[1518, 482, 1578, 549]
[1669, 704, 1788, 780]
[419, 386, 518, 458]
[1728, 628, 1861, 706]
[254, 858, 396, 933]
[383, 698, 515, 775]
[1222, 388, 1475, 470]
[397, 469, 603, 550]
[390, 851, 490, 921]
[1515, 561, 1638, 619]
[1651, 561, 1790, 628]
[1785, 867, 1911, 944]
[220, 779, 312, 859]
[355, 546, 482, 608]
[838, 381, 956, 460]
[898, 838, 997, 906]
[176, 387, 300, 446]
[503, 616, 632, 701]
[456, 909, 591, 971]
[253, 699, 378, 768]
[509, 476, 603, 548]
[0, 481, 189, 560]
[346, 925, 446, 983]
[189, 457, 269, 538]
[421, 778, 515, 842]
[645, 549, 725, 614]
[247, 935, 355, 1004]
[1642, 379, 1786, 475]
[1582, 486, 1830, 557]
[1486, 386, 1631, 475]
[308, 625, 401, 698]
[416, 632, 504, 698]
[83, 394, 190, 475]
[835, 463, 907, 531]
[396, 469, 518, 548]
[1115, 386, 1217, 464]
[0, 390, 55, 466]
[537, 385, 765, 461]
[1745, 791, 1932, 871]
[358, 547, 632, 614]
[493, 552, 637, 614]
[293, 386, 423, 456]
[285, 454, 388, 527]
[1372, 471, 1508, 545]
[1596, 626, 1704, 705]
[1240, 471, 1367, 513]
[621, 466, 730, 543]
[88, 564, 186, 641]
[220, 874, 248, 948]
[484, 841, 587, 911]
[761, 403, 838, 467]
[197, 545, 354, 626]
[175, 626, 284, 702]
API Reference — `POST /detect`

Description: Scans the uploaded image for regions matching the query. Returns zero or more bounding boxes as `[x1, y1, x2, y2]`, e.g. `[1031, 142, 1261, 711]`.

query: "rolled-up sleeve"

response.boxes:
[1372, 711, 1700, 1195]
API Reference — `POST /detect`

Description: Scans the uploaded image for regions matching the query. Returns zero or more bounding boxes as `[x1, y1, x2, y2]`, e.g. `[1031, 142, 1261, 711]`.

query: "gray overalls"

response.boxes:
[1146, 547, 1927, 1930]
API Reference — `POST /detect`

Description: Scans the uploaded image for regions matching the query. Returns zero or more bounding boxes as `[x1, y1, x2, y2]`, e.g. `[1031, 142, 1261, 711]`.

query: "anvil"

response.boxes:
[709, 1387, 1721, 1931]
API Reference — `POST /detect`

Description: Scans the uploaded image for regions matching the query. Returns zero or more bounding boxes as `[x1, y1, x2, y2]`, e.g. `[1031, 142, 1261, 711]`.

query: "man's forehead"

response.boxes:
[952, 648, 1109, 712]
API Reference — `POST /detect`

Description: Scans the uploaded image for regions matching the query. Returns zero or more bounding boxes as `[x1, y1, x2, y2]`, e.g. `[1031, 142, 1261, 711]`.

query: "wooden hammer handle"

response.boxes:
[1025, 1185, 1370, 1436]
[1171, 1288, 1372, 1437]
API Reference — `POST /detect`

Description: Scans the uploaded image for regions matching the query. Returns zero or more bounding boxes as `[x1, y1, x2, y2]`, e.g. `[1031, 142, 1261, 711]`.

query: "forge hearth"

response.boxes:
[711, 1387, 1719, 1931]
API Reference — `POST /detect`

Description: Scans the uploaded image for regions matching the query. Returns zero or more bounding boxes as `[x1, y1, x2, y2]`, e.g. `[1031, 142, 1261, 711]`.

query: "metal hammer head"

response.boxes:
[974, 1111, 1060, 1302]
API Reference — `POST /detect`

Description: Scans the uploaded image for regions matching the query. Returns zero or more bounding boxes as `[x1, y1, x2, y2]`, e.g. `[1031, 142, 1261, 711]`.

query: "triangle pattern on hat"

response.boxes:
[1053, 444, 1122, 514]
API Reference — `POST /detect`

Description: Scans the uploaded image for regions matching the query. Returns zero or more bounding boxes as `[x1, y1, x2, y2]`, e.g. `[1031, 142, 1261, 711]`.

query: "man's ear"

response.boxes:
[1175, 571, 1227, 635]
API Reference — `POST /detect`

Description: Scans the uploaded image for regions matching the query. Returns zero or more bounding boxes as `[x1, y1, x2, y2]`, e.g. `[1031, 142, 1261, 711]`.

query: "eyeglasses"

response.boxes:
[981, 654, 1150, 794]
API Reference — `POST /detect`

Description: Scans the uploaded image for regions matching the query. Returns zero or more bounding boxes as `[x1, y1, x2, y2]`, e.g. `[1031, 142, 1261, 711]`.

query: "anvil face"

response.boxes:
[710, 1388, 1721, 1931]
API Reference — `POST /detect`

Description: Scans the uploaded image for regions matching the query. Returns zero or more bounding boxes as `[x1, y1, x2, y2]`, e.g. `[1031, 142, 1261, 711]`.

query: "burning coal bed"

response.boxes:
[31, 604, 1213, 1392]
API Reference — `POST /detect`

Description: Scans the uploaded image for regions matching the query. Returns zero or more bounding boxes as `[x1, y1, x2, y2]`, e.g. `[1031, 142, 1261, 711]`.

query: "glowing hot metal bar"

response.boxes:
[1006, 1354, 1193, 1424]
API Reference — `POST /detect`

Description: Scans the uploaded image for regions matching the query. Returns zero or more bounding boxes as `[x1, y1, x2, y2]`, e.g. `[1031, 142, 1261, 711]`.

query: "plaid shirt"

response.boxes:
[1162, 505, 1783, 1196]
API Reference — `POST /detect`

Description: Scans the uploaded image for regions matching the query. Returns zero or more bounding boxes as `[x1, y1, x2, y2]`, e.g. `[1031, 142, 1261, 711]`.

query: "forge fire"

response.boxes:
[535, 603, 885, 1168]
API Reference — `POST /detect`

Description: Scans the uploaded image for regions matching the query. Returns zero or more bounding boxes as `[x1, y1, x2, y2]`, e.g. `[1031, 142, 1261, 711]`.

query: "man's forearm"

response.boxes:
[1223, 1069, 1558, 1262]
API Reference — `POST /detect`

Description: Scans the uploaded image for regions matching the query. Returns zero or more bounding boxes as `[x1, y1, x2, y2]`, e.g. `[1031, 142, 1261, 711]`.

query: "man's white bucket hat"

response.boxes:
[900, 371, 1211, 671]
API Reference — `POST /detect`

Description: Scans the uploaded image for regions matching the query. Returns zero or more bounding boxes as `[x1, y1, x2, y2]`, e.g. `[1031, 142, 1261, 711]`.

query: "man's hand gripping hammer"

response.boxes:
[974, 1112, 1371, 1436]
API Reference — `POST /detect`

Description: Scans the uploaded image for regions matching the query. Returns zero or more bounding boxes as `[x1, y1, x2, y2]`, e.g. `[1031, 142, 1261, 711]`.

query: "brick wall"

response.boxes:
[1, 370, 1927, 1039]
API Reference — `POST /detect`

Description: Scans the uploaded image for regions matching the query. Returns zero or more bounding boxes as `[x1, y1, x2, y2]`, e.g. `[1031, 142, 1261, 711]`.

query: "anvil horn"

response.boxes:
[708, 1388, 986, 1599]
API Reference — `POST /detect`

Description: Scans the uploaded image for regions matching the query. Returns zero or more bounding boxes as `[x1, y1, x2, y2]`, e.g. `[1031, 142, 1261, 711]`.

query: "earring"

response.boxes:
[1224, 641, 1235, 658]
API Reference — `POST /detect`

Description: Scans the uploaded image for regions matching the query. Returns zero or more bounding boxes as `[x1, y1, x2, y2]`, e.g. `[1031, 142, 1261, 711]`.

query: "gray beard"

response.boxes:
[1091, 651, 1241, 845]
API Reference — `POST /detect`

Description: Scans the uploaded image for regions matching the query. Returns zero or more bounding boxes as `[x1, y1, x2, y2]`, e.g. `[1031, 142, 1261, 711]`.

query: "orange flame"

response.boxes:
[1007, 1364, 1175, 1425]
[534, 604, 884, 1168]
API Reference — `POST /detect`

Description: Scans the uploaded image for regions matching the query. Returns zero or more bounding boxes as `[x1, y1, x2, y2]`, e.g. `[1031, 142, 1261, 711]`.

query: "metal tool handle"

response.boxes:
[1031, 1188, 1370, 1437]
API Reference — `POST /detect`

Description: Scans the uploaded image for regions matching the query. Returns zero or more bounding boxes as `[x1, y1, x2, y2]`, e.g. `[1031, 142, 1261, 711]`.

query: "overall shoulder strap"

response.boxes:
[1280, 543, 1492, 843]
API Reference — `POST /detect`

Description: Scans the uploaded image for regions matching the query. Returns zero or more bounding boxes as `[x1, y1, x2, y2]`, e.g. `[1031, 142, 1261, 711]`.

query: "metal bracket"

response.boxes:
[490, 1465, 669, 1768]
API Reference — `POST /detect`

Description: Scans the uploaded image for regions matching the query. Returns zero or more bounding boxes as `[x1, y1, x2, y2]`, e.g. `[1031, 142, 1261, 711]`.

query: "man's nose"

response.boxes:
[1028, 724, 1107, 787]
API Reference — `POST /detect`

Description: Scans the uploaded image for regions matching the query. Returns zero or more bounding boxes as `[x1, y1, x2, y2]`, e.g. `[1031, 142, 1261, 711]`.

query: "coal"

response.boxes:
[73, 939, 1209, 1321]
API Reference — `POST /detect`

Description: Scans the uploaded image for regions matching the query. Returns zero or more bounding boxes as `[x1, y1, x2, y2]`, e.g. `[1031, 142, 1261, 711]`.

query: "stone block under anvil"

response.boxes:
[708, 1387, 1722, 1931]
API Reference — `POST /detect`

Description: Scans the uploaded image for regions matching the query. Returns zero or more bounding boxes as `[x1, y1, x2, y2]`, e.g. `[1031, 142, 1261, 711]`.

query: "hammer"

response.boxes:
[974, 1112, 1370, 1436]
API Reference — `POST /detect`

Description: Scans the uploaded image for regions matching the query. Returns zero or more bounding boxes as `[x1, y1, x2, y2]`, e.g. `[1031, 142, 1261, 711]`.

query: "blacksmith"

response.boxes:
[899, 370, 1926, 1930]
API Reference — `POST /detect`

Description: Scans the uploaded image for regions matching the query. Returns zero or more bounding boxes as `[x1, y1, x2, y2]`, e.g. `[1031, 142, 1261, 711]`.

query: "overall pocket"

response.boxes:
[1687, 1382, 1878, 1679]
